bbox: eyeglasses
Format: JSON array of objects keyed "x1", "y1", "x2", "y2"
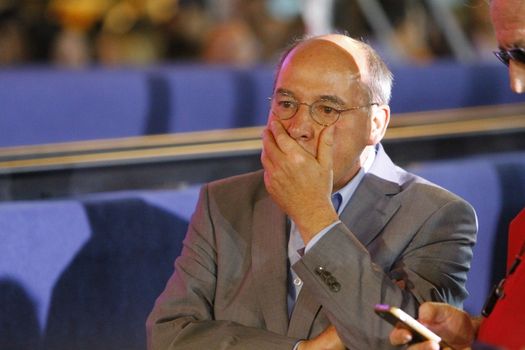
[
  {"x1": 493, "y1": 47, "x2": 525, "y2": 66},
  {"x1": 269, "y1": 95, "x2": 378, "y2": 127}
]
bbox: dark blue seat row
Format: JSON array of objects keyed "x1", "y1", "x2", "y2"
[
  {"x1": 0, "y1": 186, "x2": 201, "y2": 350},
  {"x1": 1, "y1": 62, "x2": 523, "y2": 147},
  {"x1": 1, "y1": 152, "x2": 525, "y2": 349},
  {"x1": 388, "y1": 63, "x2": 524, "y2": 113}
]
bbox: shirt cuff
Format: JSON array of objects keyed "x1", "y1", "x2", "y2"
[
  {"x1": 293, "y1": 340, "x2": 304, "y2": 350},
  {"x1": 304, "y1": 220, "x2": 341, "y2": 253}
]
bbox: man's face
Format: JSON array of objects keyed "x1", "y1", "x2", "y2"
[
  {"x1": 491, "y1": 0, "x2": 525, "y2": 93},
  {"x1": 269, "y1": 39, "x2": 376, "y2": 190}
]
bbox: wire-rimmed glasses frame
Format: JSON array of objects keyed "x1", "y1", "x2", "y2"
[
  {"x1": 268, "y1": 96, "x2": 378, "y2": 127},
  {"x1": 493, "y1": 47, "x2": 525, "y2": 66}
]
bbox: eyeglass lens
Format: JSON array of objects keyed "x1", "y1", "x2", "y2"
[
  {"x1": 271, "y1": 97, "x2": 342, "y2": 125},
  {"x1": 495, "y1": 48, "x2": 525, "y2": 66}
]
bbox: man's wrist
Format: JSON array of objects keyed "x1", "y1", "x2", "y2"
[{"x1": 296, "y1": 213, "x2": 339, "y2": 245}]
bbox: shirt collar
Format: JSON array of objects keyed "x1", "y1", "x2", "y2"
[{"x1": 334, "y1": 146, "x2": 376, "y2": 215}]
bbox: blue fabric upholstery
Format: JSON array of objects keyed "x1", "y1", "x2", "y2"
[
  {"x1": 0, "y1": 69, "x2": 150, "y2": 147},
  {"x1": 245, "y1": 65, "x2": 275, "y2": 126},
  {"x1": 390, "y1": 62, "x2": 525, "y2": 113},
  {"x1": 43, "y1": 195, "x2": 191, "y2": 350},
  {"x1": 0, "y1": 188, "x2": 199, "y2": 350},
  {"x1": 475, "y1": 152, "x2": 525, "y2": 288},
  {"x1": 150, "y1": 66, "x2": 252, "y2": 133},
  {"x1": 1, "y1": 63, "x2": 523, "y2": 147},
  {"x1": 0, "y1": 200, "x2": 90, "y2": 349}
]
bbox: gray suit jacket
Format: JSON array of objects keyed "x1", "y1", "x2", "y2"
[{"x1": 147, "y1": 147, "x2": 477, "y2": 349}]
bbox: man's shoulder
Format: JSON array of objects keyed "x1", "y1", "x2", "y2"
[
  {"x1": 205, "y1": 170, "x2": 265, "y2": 198},
  {"x1": 396, "y1": 166, "x2": 473, "y2": 210},
  {"x1": 368, "y1": 153, "x2": 470, "y2": 207}
]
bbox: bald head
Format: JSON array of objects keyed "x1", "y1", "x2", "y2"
[
  {"x1": 490, "y1": 0, "x2": 525, "y2": 45},
  {"x1": 275, "y1": 34, "x2": 393, "y2": 105},
  {"x1": 309, "y1": 34, "x2": 371, "y2": 81}
]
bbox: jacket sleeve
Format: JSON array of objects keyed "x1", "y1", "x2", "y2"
[
  {"x1": 293, "y1": 197, "x2": 477, "y2": 349},
  {"x1": 146, "y1": 184, "x2": 299, "y2": 350}
]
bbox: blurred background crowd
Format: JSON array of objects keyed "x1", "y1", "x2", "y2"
[{"x1": 0, "y1": 0, "x2": 497, "y2": 68}]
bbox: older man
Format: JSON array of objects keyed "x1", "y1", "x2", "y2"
[
  {"x1": 147, "y1": 34, "x2": 477, "y2": 349},
  {"x1": 389, "y1": 0, "x2": 525, "y2": 349}
]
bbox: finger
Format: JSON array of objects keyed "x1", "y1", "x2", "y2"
[
  {"x1": 263, "y1": 169, "x2": 273, "y2": 193},
  {"x1": 261, "y1": 128, "x2": 279, "y2": 169},
  {"x1": 416, "y1": 340, "x2": 440, "y2": 350},
  {"x1": 270, "y1": 120, "x2": 298, "y2": 154},
  {"x1": 418, "y1": 302, "x2": 450, "y2": 325},
  {"x1": 260, "y1": 149, "x2": 273, "y2": 172},
  {"x1": 389, "y1": 327, "x2": 413, "y2": 345},
  {"x1": 317, "y1": 125, "x2": 335, "y2": 170}
]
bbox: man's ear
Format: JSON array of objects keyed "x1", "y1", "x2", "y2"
[{"x1": 368, "y1": 104, "x2": 390, "y2": 145}]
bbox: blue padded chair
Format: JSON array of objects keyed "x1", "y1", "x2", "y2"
[
  {"x1": 0, "y1": 186, "x2": 200, "y2": 350},
  {"x1": 75, "y1": 186, "x2": 201, "y2": 223},
  {"x1": 390, "y1": 62, "x2": 524, "y2": 113},
  {"x1": 138, "y1": 186, "x2": 201, "y2": 222},
  {"x1": 245, "y1": 65, "x2": 275, "y2": 127},
  {"x1": 0, "y1": 69, "x2": 150, "y2": 147},
  {"x1": 149, "y1": 65, "x2": 252, "y2": 133},
  {"x1": 475, "y1": 152, "x2": 525, "y2": 282},
  {"x1": 41, "y1": 189, "x2": 196, "y2": 350},
  {"x1": 408, "y1": 158, "x2": 502, "y2": 315},
  {"x1": 0, "y1": 200, "x2": 91, "y2": 348}
]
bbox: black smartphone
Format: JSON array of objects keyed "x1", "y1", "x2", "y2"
[{"x1": 374, "y1": 304, "x2": 454, "y2": 349}]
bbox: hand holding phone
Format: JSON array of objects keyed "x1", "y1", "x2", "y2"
[{"x1": 374, "y1": 304, "x2": 455, "y2": 349}]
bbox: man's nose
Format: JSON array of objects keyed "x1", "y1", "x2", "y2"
[
  {"x1": 287, "y1": 103, "x2": 315, "y2": 140},
  {"x1": 509, "y1": 60, "x2": 525, "y2": 94}
]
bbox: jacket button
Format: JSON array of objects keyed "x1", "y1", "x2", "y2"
[
  {"x1": 326, "y1": 275, "x2": 337, "y2": 285},
  {"x1": 329, "y1": 282, "x2": 341, "y2": 292}
]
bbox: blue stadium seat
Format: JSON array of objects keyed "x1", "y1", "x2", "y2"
[
  {"x1": 475, "y1": 152, "x2": 525, "y2": 285},
  {"x1": 0, "y1": 188, "x2": 199, "y2": 350},
  {"x1": 42, "y1": 193, "x2": 191, "y2": 350},
  {"x1": 245, "y1": 66, "x2": 275, "y2": 126},
  {"x1": 0, "y1": 69, "x2": 150, "y2": 147},
  {"x1": 0, "y1": 199, "x2": 91, "y2": 346},
  {"x1": 149, "y1": 65, "x2": 252, "y2": 133},
  {"x1": 0, "y1": 63, "x2": 523, "y2": 149},
  {"x1": 390, "y1": 62, "x2": 524, "y2": 113}
]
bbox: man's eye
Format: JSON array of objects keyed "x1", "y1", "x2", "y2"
[
  {"x1": 278, "y1": 101, "x2": 296, "y2": 109},
  {"x1": 317, "y1": 104, "x2": 338, "y2": 115}
]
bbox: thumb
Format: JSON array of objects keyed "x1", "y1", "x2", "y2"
[
  {"x1": 418, "y1": 302, "x2": 450, "y2": 325},
  {"x1": 318, "y1": 125, "x2": 335, "y2": 170}
]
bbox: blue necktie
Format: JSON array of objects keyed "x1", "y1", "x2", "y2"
[{"x1": 332, "y1": 192, "x2": 342, "y2": 213}]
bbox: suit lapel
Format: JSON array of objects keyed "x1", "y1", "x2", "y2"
[
  {"x1": 341, "y1": 146, "x2": 403, "y2": 247},
  {"x1": 252, "y1": 188, "x2": 289, "y2": 335}
]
